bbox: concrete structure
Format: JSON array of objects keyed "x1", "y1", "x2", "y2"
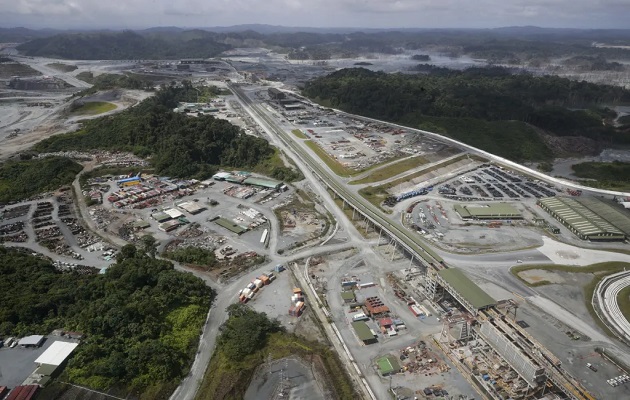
[
  {"x1": 454, "y1": 203, "x2": 522, "y2": 220},
  {"x1": 427, "y1": 268, "x2": 496, "y2": 314},
  {"x1": 479, "y1": 321, "x2": 547, "y2": 388},
  {"x1": 159, "y1": 220, "x2": 181, "y2": 232},
  {"x1": 352, "y1": 321, "x2": 377, "y2": 345},
  {"x1": 538, "y1": 197, "x2": 627, "y2": 241},
  {"x1": 17, "y1": 335, "x2": 45, "y2": 348},
  {"x1": 35, "y1": 341, "x2": 79, "y2": 366}
]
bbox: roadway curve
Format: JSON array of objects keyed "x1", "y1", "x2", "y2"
[
  {"x1": 595, "y1": 271, "x2": 630, "y2": 344},
  {"x1": 287, "y1": 91, "x2": 630, "y2": 197}
]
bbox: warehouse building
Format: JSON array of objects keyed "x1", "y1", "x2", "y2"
[
  {"x1": 268, "y1": 87, "x2": 286, "y2": 100},
  {"x1": 426, "y1": 268, "x2": 496, "y2": 315},
  {"x1": 377, "y1": 354, "x2": 402, "y2": 376},
  {"x1": 352, "y1": 321, "x2": 377, "y2": 345},
  {"x1": 243, "y1": 177, "x2": 283, "y2": 190},
  {"x1": 18, "y1": 335, "x2": 45, "y2": 348},
  {"x1": 454, "y1": 203, "x2": 522, "y2": 220},
  {"x1": 538, "y1": 197, "x2": 628, "y2": 241}
]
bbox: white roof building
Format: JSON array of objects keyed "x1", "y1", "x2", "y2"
[
  {"x1": 35, "y1": 341, "x2": 79, "y2": 366},
  {"x1": 18, "y1": 335, "x2": 45, "y2": 347},
  {"x1": 164, "y1": 208, "x2": 184, "y2": 219}
]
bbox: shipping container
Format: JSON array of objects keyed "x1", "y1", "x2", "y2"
[
  {"x1": 409, "y1": 304, "x2": 423, "y2": 317},
  {"x1": 352, "y1": 313, "x2": 369, "y2": 321},
  {"x1": 253, "y1": 279, "x2": 263, "y2": 288}
]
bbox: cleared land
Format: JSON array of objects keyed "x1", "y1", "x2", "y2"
[
  {"x1": 291, "y1": 129, "x2": 308, "y2": 139},
  {"x1": 349, "y1": 155, "x2": 429, "y2": 185},
  {"x1": 512, "y1": 262, "x2": 630, "y2": 337},
  {"x1": 0, "y1": 62, "x2": 41, "y2": 78},
  {"x1": 46, "y1": 63, "x2": 78, "y2": 72},
  {"x1": 71, "y1": 101, "x2": 117, "y2": 116}
]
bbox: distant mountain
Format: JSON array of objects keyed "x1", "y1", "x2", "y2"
[{"x1": 16, "y1": 30, "x2": 232, "y2": 60}]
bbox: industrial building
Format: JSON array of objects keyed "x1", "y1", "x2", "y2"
[
  {"x1": 268, "y1": 87, "x2": 286, "y2": 100},
  {"x1": 426, "y1": 268, "x2": 496, "y2": 315},
  {"x1": 538, "y1": 197, "x2": 628, "y2": 241},
  {"x1": 454, "y1": 203, "x2": 522, "y2": 220},
  {"x1": 352, "y1": 321, "x2": 377, "y2": 345},
  {"x1": 377, "y1": 354, "x2": 402, "y2": 376},
  {"x1": 35, "y1": 341, "x2": 79, "y2": 367},
  {"x1": 6, "y1": 385, "x2": 39, "y2": 400},
  {"x1": 18, "y1": 335, "x2": 45, "y2": 348},
  {"x1": 243, "y1": 177, "x2": 283, "y2": 190},
  {"x1": 117, "y1": 176, "x2": 142, "y2": 187},
  {"x1": 178, "y1": 201, "x2": 205, "y2": 215}
]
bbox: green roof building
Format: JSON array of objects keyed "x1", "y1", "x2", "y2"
[
  {"x1": 243, "y1": 177, "x2": 283, "y2": 190},
  {"x1": 377, "y1": 355, "x2": 401, "y2": 376},
  {"x1": 341, "y1": 291, "x2": 356, "y2": 303},
  {"x1": 435, "y1": 268, "x2": 496, "y2": 313},
  {"x1": 454, "y1": 203, "x2": 522, "y2": 220},
  {"x1": 538, "y1": 197, "x2": 627, "y2": 241},
  {"x1": 352, "y1": 321, "x2": 377, "y2": 344}
]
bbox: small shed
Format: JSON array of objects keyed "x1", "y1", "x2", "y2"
[{"x1": 341, "y1": 291, "x2": 356, "y2": 303}]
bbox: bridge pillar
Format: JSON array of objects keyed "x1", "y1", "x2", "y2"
[
  {"x1": 378, "y1": 228, "x2": 382, "y2": 244},
  {"x1": 391, "y1": 242, "x2": 397, "y2": 261},
  {"x1": 352, "y1": 208, "x2": 356, "y2": 220}
]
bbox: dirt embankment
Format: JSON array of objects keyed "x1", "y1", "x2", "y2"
[{"x1": 538, "y1": 131, "x2": 602, "y2": 157}]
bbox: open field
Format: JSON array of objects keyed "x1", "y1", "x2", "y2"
[
  {"x1": 291, "y1": 129, "x2": 308, "y2": 139},
  {"x1": 46, "y1": 63, "x2": 78, "y2": 72},
  {"x1": 512, "y1": 262, "x2": 630, "y2": 337},
  {"x1": 381, "y1": 153, "x2": 471, "y2": 191},
  {"x1": 71, "y1": 101, "x2": 117, "y2": 116},
  {"x1": 349, "y1": 155, "x2": 429, "y2": 184}
]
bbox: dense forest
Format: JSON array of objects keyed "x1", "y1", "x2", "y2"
[
  {"x1": 35, "y1": 83, "x2": 298, "y2": 180},
  {"x1": 0, "y1": 157, "x2": 82, "y2": 203},
  {"x1": 572, "y1": 161, "x2": 630, "y2": 190},
  {"x1": 17, "y1": 30, "x2": 232, "y2": 60},
  {"x1": 303, "y1": 67, "x2": 630, "y2": 162},
  {"x1": 0, "y1": 245, "x2": 213, "y2": 398}
]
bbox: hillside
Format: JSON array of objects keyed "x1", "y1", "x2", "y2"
[
  {"x1": 0, "y1": 245, "x2": 213, "y2": 399},
  {"x1": 303, "y1": 67, "x2": 630, "y2": 162},
  {"x1": 34, "y1": 82, "x2": 299, "y2": 181},
  {"x1": 16, "y1": 30, "x2": 232, "y2": 60}
]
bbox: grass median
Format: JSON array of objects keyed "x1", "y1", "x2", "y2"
[
  {"x1": 291, "y1": 129, "x2": 308, "y2": 139},
  {"x1": 349, "y1": 155, "x2": 429, "y2": 185}
]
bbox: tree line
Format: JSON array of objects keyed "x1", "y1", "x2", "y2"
[
  {"x1": 0, "y1": 245, "x2": 214, "y2": 398},
  {"x1": 303, "y1": 67, "x2": 630, "y2": 161}
]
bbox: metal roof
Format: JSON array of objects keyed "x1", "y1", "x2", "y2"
[
  {"x1": 243, "y1": 177, "x2": 282, "y2": 189},
  {"x1": 455, "y1": 203, "x2": 521, "y2": 218},
  {"x1": 538, "y1": 197, "x2": 624, "y2": 238},
  {"x1": 351, "y1": 321, "x2": 374, "y2": 342},
  {"x1": 377, "y1": 355, "x2": 401, "y2": 375},
  {"x1": 577, "y1": 197, "x2": 630, "y2": 236},
  {"x1": 35, "y1": 341, "x2": 79, "y2": 366},
  {"x1": 437, "y1": 268, "x2": 496, "y2": 310},
  {"x1": 341, "y1": 291, "x2": 356, "y2": 300},
  {"x1": 18, "y1": 335, "x2": 44, "y2": 346}
]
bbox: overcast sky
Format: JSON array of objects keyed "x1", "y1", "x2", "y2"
[{"x1": 0, "y1": 0, "x2": 629, "y2": 30}]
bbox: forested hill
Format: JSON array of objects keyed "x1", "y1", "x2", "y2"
[
  {"x1": 16, "y1": 30, "x2": 232, "y2": 60},
  {"x1": 303, "y1": 67, "x2": 630, "y2": 162},
  {"x1": 34, "y1": 82, "x2": 297, "y2": 180},
  {"x1": 0, "y1": 245, "x2": 213, "y2": 398}
]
